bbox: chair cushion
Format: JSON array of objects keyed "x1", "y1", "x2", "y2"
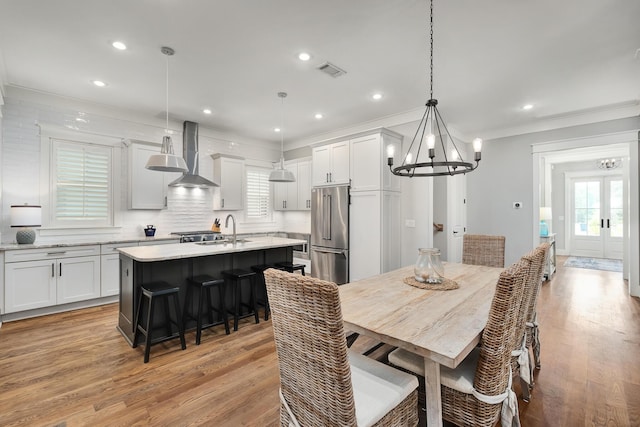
[
  {"x1": 388, "y1": 347, "x2": 480, "y2": 394},
  {"x1": 348, "y1": 350, "x2": 419, "y2": 427}
]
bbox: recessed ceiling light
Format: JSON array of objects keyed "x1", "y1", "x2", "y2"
[
  {"x1": 315, "y1": 113, "x2": 323, "y2": 119},
  {"x1": 372, "y1": 93, "x2": 383, "y2": 100},
  {"x1": 203, "y1": 109, "x2": 212, "y2": 115},
  {"x1": 522, "y1": 104, "x2": 533, "y2": 110},
  {"x1": 274, "y1": 127, "x2": 281, "y2": 132},
  {"x1": 112, "y1": 41, "x2": 127, "y2": 50},
  {"x1": 92, "y1": 80, "x2": 107, "y2": 87},
  {"x1": 298, "y1": 52, "x2": 311, "y2": 61}
]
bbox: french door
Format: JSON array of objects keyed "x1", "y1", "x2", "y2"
[{"x1": 570, "y1": 175, "x2": 623, "y2": 259}]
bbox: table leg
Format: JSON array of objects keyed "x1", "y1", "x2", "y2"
[{"x1": 423, "y1": 357, "x2": 443, "y2": 427}]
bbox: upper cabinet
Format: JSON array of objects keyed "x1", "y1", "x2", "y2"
[
  {"x1": 311, "y1": 129, "x2": 402, "y2": 190},
  {"x1": 311, "y1": 141, "x2": 350, "y2": 186},
  {"x1": 128, "y1": 141, "x2": 181, "y2": 209},
  {"x1": 273, "y1": 158, "x2": 311, "y2": 211},
  {"x1": 212, "y1": 154, "x2": 245, "y2": 210},
  {"x1": 350, "y1": 130, "x2": 402, "y2": 193}
]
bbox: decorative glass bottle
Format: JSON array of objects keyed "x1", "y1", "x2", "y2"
[{"x1": 414, "y1": 248, "x2": 444, "y2": 283}]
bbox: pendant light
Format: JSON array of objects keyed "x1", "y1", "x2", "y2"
[
  {"x1": 145, "y1": 46, "x2": 188, "y2": 173},
  {"x1": 269, "y1": 92, "x2": 296, "y2": 182},
  {"x1": 387, "y1": 0, "x2": 482, "y2": 177}
]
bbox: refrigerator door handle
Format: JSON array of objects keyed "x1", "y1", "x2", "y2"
[
  {"x1": 323, "y1": 195, "x2": 332, "y2": 240},
  {"x1": 312, "y1": 247, "x2": 346, "y2": 257}
]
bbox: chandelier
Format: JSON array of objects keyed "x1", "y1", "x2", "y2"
[
  {"x1": 388, "y1": 0, "x2": 482, "y2": 177},
  {"x1": 597, "y1": 158, "x2": 621, "y2": 170}
]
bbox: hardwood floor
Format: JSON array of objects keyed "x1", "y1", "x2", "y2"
[{"x1": 1, "y1": 257, "x2": 638, "y2": 426}]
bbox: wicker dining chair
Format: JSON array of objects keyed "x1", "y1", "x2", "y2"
[
  {"x1": 462, "y1": 234, "x2": 506, "y2": 268},
  {"x1": 510, "y1": 244, "x2": 549, "y2": 402},
  {"x1": 263, "y1": 268, "x2": 419, "y2": 427},
  {"x1": 388, "y1": 260, "x2": 529, "y2": 427},
  {"x1": 525, "y1": 243, "x2": 551, "y2": 376}
]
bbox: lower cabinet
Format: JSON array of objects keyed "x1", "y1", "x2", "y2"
[{"x1": 4, "y1": 245, "x2": 101, "y2": 313}]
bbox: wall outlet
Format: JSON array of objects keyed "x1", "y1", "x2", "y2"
[
  {"x1": 405, "y1": 219, "x2": 416, "y2": 228},
  {"x1": 513, "y1": 202, "x2": 523, "y2": 209}
]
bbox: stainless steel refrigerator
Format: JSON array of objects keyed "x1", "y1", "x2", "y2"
[{"x1": 311, "y1": 185, "x2": 349, "y2": 284}]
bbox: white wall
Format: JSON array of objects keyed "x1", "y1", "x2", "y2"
[
  {"x1": 467, "y1": 117, "x2": 640, "y2": 267},
  {"x1": 0, "y1": 87, "x2": 287, "y2": 243}
]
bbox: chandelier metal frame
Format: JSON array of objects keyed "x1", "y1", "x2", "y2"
[{"x1": 388, "y1": 0, "x2": 481, "y2": 177}]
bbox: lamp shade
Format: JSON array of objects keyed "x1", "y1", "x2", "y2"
[
  {"x1": 11, "y1": 204, "x2": 42, "y2": 227},
  {"x1": 540, "y1": 207, "x2": 552, "y2": 221},
  {"x1": 268, "y1": 167, "x2": 296, "y2": 182}
]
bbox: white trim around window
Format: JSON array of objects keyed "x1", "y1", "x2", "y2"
[{"x1": 39, "y1": 125, "x2": 122, "y2": 234}]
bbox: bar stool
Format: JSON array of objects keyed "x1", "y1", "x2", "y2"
[
  {"x1": 250, "y1": 264, "x2": 279, "y2": 320},
  {"x1": 275, "y1": 261, "x2": 306, "y2": 276},
  {"x1": 221, "y1": 269, "x2": 259, "y2": 331},
  {"x1": 133, "y1": 281, "x2": 186, "y2": 363},
  {"x1": 183, "y1": 274, "x2": 230, "y2": 344}
]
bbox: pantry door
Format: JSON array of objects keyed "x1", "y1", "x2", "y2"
[{"x1": 570, "y1": 175, "x2": 623, "y2": 259}]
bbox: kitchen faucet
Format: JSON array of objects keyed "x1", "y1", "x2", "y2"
[{"x1": 225, "y1": 214, "x2": 236, "y2": 245}]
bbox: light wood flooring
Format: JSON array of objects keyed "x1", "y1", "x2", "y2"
[{"x1": 1, "y1": 257, "x2": 639, "y2": 426}]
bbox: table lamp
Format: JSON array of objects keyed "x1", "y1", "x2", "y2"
[
  {"x1": 539, "y1": 207, "x2": 552, "y2": 237},
  {"x1": 11, "y1": 204, "x2": 42, "y2": 244}
]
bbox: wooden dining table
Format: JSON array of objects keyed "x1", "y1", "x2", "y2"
[{"x1": 339, "y1": 262, "x2": 504, "y2": 427}]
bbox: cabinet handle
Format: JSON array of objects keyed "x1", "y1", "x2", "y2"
[
  {"x1": 51, "y1": 263, "x2": 55, "y2": 278},
  {"x1": 601, "y1": 219, "x2": 604, "y2": 228},
  {"x1": 164, "y1": 196, "x2": 167, "y2": 207},
  {"x1": 329, "y1": 172, "x2": 332, "y2": 182},
  {"x1": 59, "y1": 262, "x2": 62, "y2": 276},
  {"x1": 284, "y1": 200, "x2": 287, "y2": 209},
  {"x1": 607, "y1": 219, "x2": 610, "y2": 228},
  {"x1": 326, "y1": 173, "x2": 329, "y2": 183},
  {"x1": 222, "y1": 198, "x2": 225, "y2": 208},
  {"x1": 47, "y1": 251, "x2": 66, "y2": 256}
]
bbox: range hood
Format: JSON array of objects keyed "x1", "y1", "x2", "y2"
[{"x1": 169, "y1": 121, "x2": 219, "y2": 188}]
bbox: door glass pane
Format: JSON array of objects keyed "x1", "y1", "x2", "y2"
[
  {"x1": 574, "y1": 181, "x2": 600, "y2": 237},
  {"x1": 610, "y1": 180, "x2": 623, "y2": 238}
]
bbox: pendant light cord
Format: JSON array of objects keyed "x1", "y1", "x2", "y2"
[
  {"x1": 166, "y1": 52, "x2": 169, "y2": 134},
  {"x1": 429, "y1": 0, "x2": 434, "y2": 100}
]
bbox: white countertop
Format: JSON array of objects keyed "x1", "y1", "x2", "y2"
[
  {"x1": 117, "y1": 236, "x2": 306, "y2": 262},
  {"x1": 0, "y1": 235, "x2": 179, "y2": 251}
]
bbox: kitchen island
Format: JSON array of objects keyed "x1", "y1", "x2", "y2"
[{"x1": 116, "y1": 236, "x2": 306, "y2": 345}]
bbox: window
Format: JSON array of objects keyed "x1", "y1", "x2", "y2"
[
  {"x1": 50, "y1": 138, "x2": 113, "y2": 227},
  {"x1": 245, "y1": 165, "x2": 271, "y2": 221}
]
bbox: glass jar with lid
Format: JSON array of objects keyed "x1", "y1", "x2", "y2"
[{"x1": 414, "y1": 248, "x2": 444, "y2": 283}]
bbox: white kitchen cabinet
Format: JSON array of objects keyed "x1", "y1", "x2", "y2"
[
  {"x1": 273, "y1": 158, "x2": 311, "y2": 211},
  {"x1": 4, "y1": 245, "x2": 101, "y2": 313},
  {"x1": 350, "y1": 130, "x2": 402, "y2": 192},
  {"x1": 349, "y1": 190, "x2": 401, "y2": 282},
  {"x1": 128, "y1": 141, "x2": 181, "y2": 210},
  {"x1": 312, "y1": 141, "x2": 349, "y2": 186},
  {"x1": 296, "y1": 160, "x2": 312, "y2": 210},
  {"x1": 273, "y1": 161, "x2": 298, "y2": 211},
  {"x1": 57, "y1": 256, "x2": 101, "y2": 304},
  {"x1": 212, "y1": 154, "x2": 245, "y2": 210}
]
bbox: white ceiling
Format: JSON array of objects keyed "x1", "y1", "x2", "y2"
[{"x1": 0, "y1": 0, "x2": 638, "y2": 146}]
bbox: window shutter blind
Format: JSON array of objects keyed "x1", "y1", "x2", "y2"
[
  {"x1": 245, "y1": 166, "x2": 270, "y2": 220},
  {"x1": 53, "y1": 140, "x2": 112, "y2": 225}
]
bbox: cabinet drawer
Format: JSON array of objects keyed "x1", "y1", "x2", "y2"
[{"x1": 5, "y1": 245, "x2": 101, "y2": 263}]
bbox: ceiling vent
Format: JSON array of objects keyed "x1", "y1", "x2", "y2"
[{"x1": 317, "y1": 61, "x2": 347, "y2": 78}]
